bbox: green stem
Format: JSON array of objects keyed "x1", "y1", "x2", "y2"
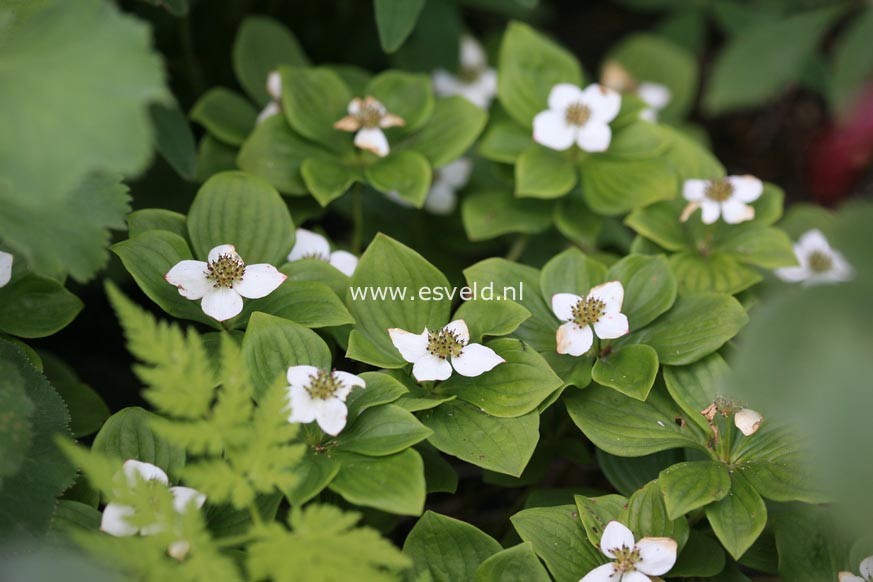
[
  {"x1": 505, "y1": 235, "x2": 529, "y2": 262},
  {"x1": 351, "y1": 183, "x2": 364, "y2": 255}
]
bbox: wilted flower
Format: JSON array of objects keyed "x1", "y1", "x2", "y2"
[
  {"x1": 432, "y1": 35, "x2": 497, "y2": 109},
  {"x1": 165, "y1": 244, "x2": 286, "y2": 322},
  {"x1": 533, "y1": 83, "x2": 621, "y2": 152},
  {"x1": 581, "y1": 521, "x2": 677, "y2": 582},
  {"x1": 775, "y1": 229, "x2": 854, "y2": 286},
  {"x1": 287, "y1": 228, "x2": 358, "y2": 276},
  {"x1": 256, "y1": 70, "x2": 283, "y2": 124},
  {"x1": 681, "y1": 175, "x2": 763, "y2": 225},
  {"x1": 552, "y1": 281, "x2": 629, "y2": 356},
  {"x1": 734, "y1": 408, "x2": 763, "y2": 436},
  {"x1": 285, "y1": 365, "x2": 365, "y2": 436},
  {"x1": 0, "y1": 251, "x2": 12, "y2": 288},
  {"x1": 389, "y1": 319, "x2": 504, "y2": 382},
  {"x1": 334, "y1": 96, "x2": 405, "y2": 157}
]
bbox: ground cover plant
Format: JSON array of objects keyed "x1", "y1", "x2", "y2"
[{"x1": 1, "y1": 1, "x2": 873, "y2": 581}]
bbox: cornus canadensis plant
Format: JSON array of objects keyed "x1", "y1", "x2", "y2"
[
  {"x1": 287, "y1": 229, "x2": 359, "y2": 277},
  {"x1": 432, "y1": 35, "x2": 498, "y2": 109},
  {"x1": 285, "y1": 365, "x2": 365, "y2": 435},
  {"x1": 533, "y1": 83, "x2": 621, "y2": 152},
  {"x1": 581, "y1": 521, "x2": 677, "y2": 582},
  {"x1": 552, "y1": 281, "x2": 630, "y2": 356},
  {"x1": 775, "y1": 228, "x2": 855, "y2": 285},
  {"x1": 334, "y1": 96, "x2": 405, "y2": 157},
  {"x1": 680, "y1": 175, "x2": 764, "y2": 225}
]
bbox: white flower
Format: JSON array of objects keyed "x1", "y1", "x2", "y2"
[
  {"x1": 432, "y1": 35, "x2": 498, "y2": 109},
  {"x1": 581, "y1": 521, "x2": 677, "y2": 582},
  {"x1": 681, "y1": 175, "x2": 763, "y2": 225},
  {"x1": 101, "y1": 460, "x2": 206, "y2": 538},
  {"x1": 0, "y1": 251, "x2": 12, "y2": 288},
  {"x1": 287, "y1": 228, "x2": 358, "y2": 276},
  {"x1": 388, "y1": 158, "x2": 473, "y2": 214},
  {"x1": 389, "y1": 319, "x2": 504, "y2": 382},
  {"x1": 775, "y1": 229, "x2": 854, "y2": 286},
  {"x1": 552, "y1": 281, "x2": 629, "y2": 357},
  {"x1": 334, "y1": 96, "x2": 405, "y2": 157},
  {"x1": 637, "y1": 82, "x2": 671, "y2": 122},
  {"x1": 165, "y1": 243, "x2": 286, "y2": 322},
  {"x1": 840, "y1": 556, "x2": 873, "y2": 582},
  {"x1": 734, "y1": 408, "x2": 763, "y2": 436},
  {"x1": 285, "y1": 365, "x2": 365, "y2": 436},
  {"x1": 256, "y1": 70, "x2": 283, "y2": 124},
  {"x1": 533, "y1": 83, "x2": 621, "y2": 153}
]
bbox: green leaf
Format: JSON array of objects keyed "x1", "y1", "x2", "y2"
[
  {"x1": 511, "y1": 505, "x2": 605, "y2": 582},
  {"x1": 830, "y1": 8, "x2": 873, "y2": 116},
  {"x1": 127, "y1": 209, "x2": 188, "y2": 240},
  {"x1": 669, "y1": 251, "x2": 763, "y2": 295},
  {"x1": 367, "y1": 71, "x2": 434, "y2": 132},
  {"x1": 419, "y1": 400, "x2": 539, "y2": 476},
  {"x1": 475, "y1": 543, "x2": 551, "y2": 582},
  {"x1": 374, "y1": 0, "x2": 425, "y2": 53},
  {"x1": 592, "y1": 343, "x2": 659, "y2": 400},
  {"x1": 462, "y1": 190, "x2": 554, "y2": 241},
  {"x1": 335, "y1": 405, "x2": 431, "y2": 456},
  {"x1": 772, "y1": 507, "x2": 848, "y2": 582},
  {"x1": 150, "y1": 99, "x2": 197, "y2": 180},
  {"x1": 283, "y1": 258, "x2": 350, "y2": 297},
  {"x1": 514, "y1": 145, "x2": 577, "y2": 199},
  {"x1": 112, "y1": 230, "x2": 216, "y2": 327},
  {"x1": 0, "y1": 354, "x2": 35, "y2": 480},
  {"x1": 582, "y1": 157, "x2": 678, "y2": 216},
  {"x1": 282, "y1": 448, "x2": 340, "y2": 506},
  {"x1": 241, "y1": 313, "x2": 332, "y2": 398},
  {"x1": 574, "y1": 493, "x2": 627, "y2": 546},
  {"x1": 206, "y1": 492, "x2": 282, "y2": 539},
  {"x1": 419, "y1": 443, "x2": 458, "y2": 494},
  {"x1": 624, "y1": 292, "x2": 748, "y2": 365},
  {"x1": 606, "y1": 121, "x2": 672, "y2": 159},
  {"x1": 663, "y1": 353, "x2": 729, "y2": 431},
  {"x1": 606, "y1": 254, "x2": 677, "y2": 330},
  {"x1": 658, "y1": 124, "x2": 725, "y2": 182},
  {"x1": 196, "y1": 134, "x2": 239, "y2": 181},
  {"x1": 670, "y1": 530, "x2": 727, "y2": 578},
  {"x1": 453, "y1": 299, "x2": 531, "y2": 343},
  {"x1": 280, "y1": 66, "x2": 352, "y2": 153},
  {"x1": 0, "y1": 0, "x2": 165, "y2": 202},
  {"x1": 595, "y1": 450, "x2": 682, "y2": 498},
  {"x1": 498, "y1": 22, "x2": 583, "y2": 127},
  {"x1": 565, "y1": 384, "x2": 708, "y2": 456},
  {"x1": 398, "y1": 97, "x2": 487, "y2": 167},
  {"x1": 478, "y1": 119, "x2": 532, "y2": 163},
  {"x1": 189, "y1": 87, "x2": 257, "y2": 146},
  {"x1": 403, "y1": 511, "x2": 502, "y2": 582},
  {"x1": 703, "y1": 6, "x2": 844, "y2": 114},
  {"x1": 91, "y1": 407, "x2": 186, "y2": 479},
  {"x1": 705, "y1": 472, "x2": 767, "y2": 560},
  {"x1": 235, "y1": 280, "x2": 354, "y2": 330},
  {"x1": 539, "y1": 248, "x2": 607, "y2": 304},
  {"x1": 232, "y1": 16, "x2": 308, "y2": 105},
  {"x1": 715, "y1": 225, "x2": 797, "y2": 269},
  {"x1": 187, "y1": 171, "x2": 295, "y2": 264},
  {"x1": 438, "y1": 338, "x2": 562, "y2": 417},
  {"x1": 625, "y1": 200, "x2": 688, "y2": 252},
  {"x1": 343, "y1": 372, "x2": 408, "y2": 422},
  {"x1": 41, "y1": 352, "x2": 109, "y2": 439},
  {"x1": 237, "y1": 115, "x2": 332, "y2": 196},
  {"x1": 0, "y1": 275, "x2": 83, "y2": 338},
  {"x1": 346, "y1": 234, "x2": 451, "y2": 367},
  {"x1": 301, "y1": 157, "x2": 360, "y2": 206},
  {"x1": 329, "y1": 450, "x2": 425, "y2": 515},
  {"x1": 1, "y1": 173, "x2": 130, "y2": 283},
  {"x1": 365, "y1": 150, "x2": 432, "y2": 207},
  {"x1": 621, "y1": 480, "x2": 689, "y2": 549},
  {"x1": 659, "y1": 461, "x2": 731, "y2": 519}
]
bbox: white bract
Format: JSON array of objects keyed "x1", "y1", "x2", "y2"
[
  {"x1": 256, "y1": 70, "x2": 283, "y2": 124},
  {"x1": 775, "y1": 229, "x2": 854, "y2": 286},
  {"x1": 165, "y1": 244, "x2": 286, "y2": 322},
  {"x1": 0, "y1": 251, "x2": 12, "y2": 288},
  {"x1": 285, "y1": 365, "x2": 365, "y2": 436},
  {"x1": 552, "y1": 281, "x2": 629, "y2": 357},
  {"x1": 734, "y1": 408, "x2": 763, "y2": 436},
  {"x1": 581, "y1": 521, "x2": 677, "y2": 582},
  {"x1": 389, "y1": 319, "x2": 504, "y2": 382},
  {"x1": 637, "y1": 82, "x2": 671, "y2": 122},
  {"x1": 287, "y1": 228, "x2": 358, "y2": 276},
  {"x1": 840, "y1": 556, "x2": 873, "y2": 582},
  {"x1": 432, "y1": 35, "x2": 497, "y2": 109},
  {"x1": 334, "y1": 96, "x2": 405, "y2": 157},
  {"x1": 681, "y1": 175, "x2": 763, "y2": 225},
  {"x1": 533, "y1": 83, "x2": 621, "y2": 153},
  {"x1": 100, "y1": 460, "x2": 206, "y2": 538}
]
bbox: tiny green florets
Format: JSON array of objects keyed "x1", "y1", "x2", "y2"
[
  {"x1": 611, "y1": 546, "x2": 641, "y2": 574},
  {"x1": 571, "y1": 296, "x2": 606, "y2": 327},
  {"x1": 807, "y1": 250, "x2": 833, "y2": 273},
  {"x1": 565, "y1": 102, "x2": 592, "y2": 127},
  {"x1": 705, "y1": 178, "x2": 734, "y2": 202},
  {"x1": 426, "y1": 328, "x2": 465, "y2": 360},
  {"x1": 206, "y1": 254, "x2": 246, "y2": 289},
  {"x1": 305, "y1": 369, "x2": 344, "y2": 400}
]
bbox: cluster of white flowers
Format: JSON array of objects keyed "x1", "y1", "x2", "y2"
[
  {"x1": 681, "y1": 175, "x2": 763, "y2": 225},
  {"x1": 534, "y1": 83, "x2": 622, "y2": 153},
  {"x1": 284, "y1": 365, "x2": 365, "y2": 436},
  {"x1": 581, "y1": 521, "x2": 677, "y2": 582},
  {"x1": 552, "y1": 281, "x2": 630, "y2": 357},
  {"x1": 0, "y1": 250, "x2": 12, "y2": 288}
]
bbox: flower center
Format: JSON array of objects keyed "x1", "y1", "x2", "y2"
[
  {"x1": 571, "y1": 296, "x2": 606, "y2": 327},
  {"x1": 301, "y1": 251, "x2": 330, "y2": 262},
  {"x1": 426, "y1": 328, "x2": 465, "y2": 360},
  {"x1": 807, "y1": 250, "x2": 833, "y2": 273},
  {"x1": 705, "y1": 178, "x2": 734, "y2": 202},
  {"x1": 611, "y1": 546, "x2": 641, "y2": 574},
  {"x1": 565, "y1": 102, "x2": 592, "y2": 127},
  {"x1": 357, "y1": 97, "x2": 385, "y2": 128},
  {"x1": 206, "y1": 254, "x2": 246, "y2": 289},
  {"x1": 458, "y1": 65, "x2": 483, "y2": 83},
  {"x1": 305, "y1": 369, "x2": 343, "y2": 400}
]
